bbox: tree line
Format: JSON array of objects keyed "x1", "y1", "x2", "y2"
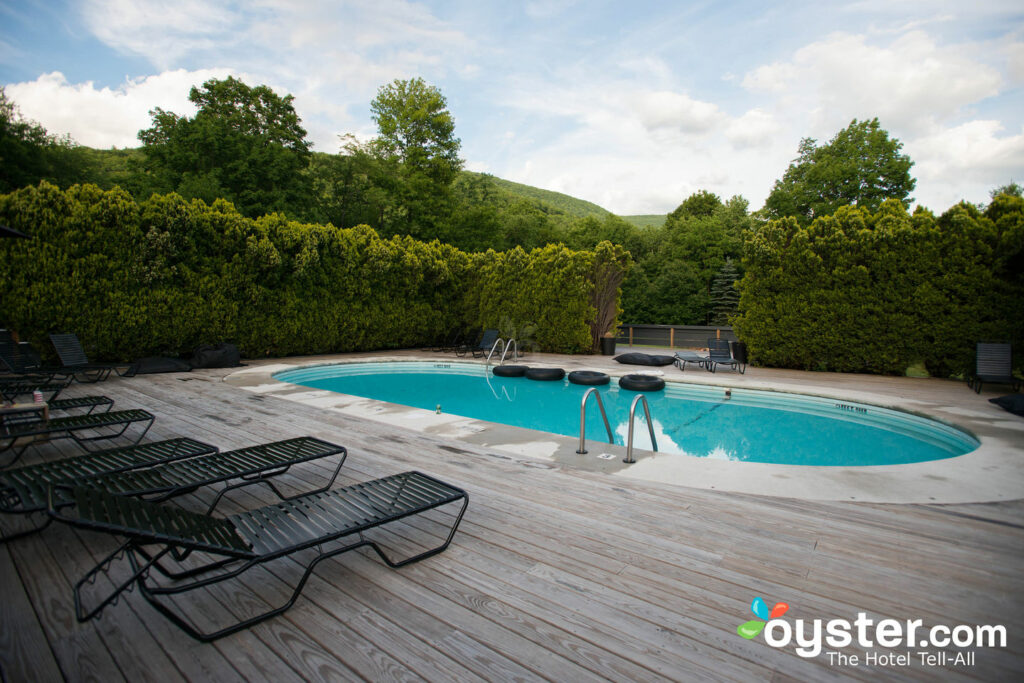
[{"x1": 2, "y1": 76, "x2": 1019, "y2": 357}]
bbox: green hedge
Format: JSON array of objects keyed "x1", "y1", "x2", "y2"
[
  {"x1": 0, "y1": 182, "x2": 626, "y2": 360},
  {"x1": 734, "y1": 199, "x2": 1024, "y2": 375}
]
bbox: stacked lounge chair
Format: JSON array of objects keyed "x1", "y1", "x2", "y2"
[{"x1": 48, "y1": 469, "x2": 468, "y2": 641}]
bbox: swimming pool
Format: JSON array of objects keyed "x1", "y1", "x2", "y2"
[{"x1": 273, "y1": 361, "x2": 979, "y2": 467}]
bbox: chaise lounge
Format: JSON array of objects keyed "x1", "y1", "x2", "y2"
[
  {"x1": 968, "y1": 342, "x2": 1020, "y2": 393},
  {"x1": 49, "y1": 470, "x2": 469, "y2": 641},
  {"x1": 673, "y1": 350, "x2": 710, "y2": 371},
  {"x1": 0, "y1": 408, "x2": 155, "y2": 467},
  {"x1": 705, "y1": 338, "x2": 746, "y2": 374},
  {"x1": 49, "y1": 333, "x2": 137, "y2": 383},
  {"x1": 0, "y1": 436, "x2": 218, "y2": 540}
]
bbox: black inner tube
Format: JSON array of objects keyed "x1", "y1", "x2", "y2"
[
  {"x1": 618, "y1": 374, "x2": 666, "y2": 391},
  {"x1": 568, "y1": 370, "x2": 610, "y2": 386},
  {"x1": 525, "y1": 367, "x2": 566, "y2": 381},
  {"x1": 492, "y1": 365, "x2": 529, "y2": 377}
]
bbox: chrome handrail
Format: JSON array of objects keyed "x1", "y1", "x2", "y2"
[
  {"x1": 624, "y1": 394, "x2": 658, "y2": 463},
  {"x1": 577, "y1": 387, "x2": 614, "y2": 454},
  {"x1": 499, "y1": 338, "x2": 518, "y2": 364},
  {"x1": 485, "y1": 338, "x2": 506, "y2": 366}
]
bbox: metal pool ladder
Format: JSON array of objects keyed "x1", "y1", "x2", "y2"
[
  {"x1": 485, "y1": 338, "x2": 518, "y2": 366},
  {"x1": 624, "y1": 394, "x2": 658, "y2": 464},
  {"x1": 577, "y1": 387, "x2": 614, "y2": 454}
]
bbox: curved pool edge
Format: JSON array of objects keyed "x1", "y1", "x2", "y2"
[{"x1": 223, "y1": 352, "x2": 1024, "y2": 505}]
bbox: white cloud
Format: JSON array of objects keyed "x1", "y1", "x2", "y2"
[
  {"x1": 5, "y1": 69, "x2": 231, "y2": 148},
  {"x1": 742, "y1": 30, "x2": 1003, "y2": 134},
  {"x1": 725, "y1": 108, "x2": 781, "y2": 149},
  {"x1": 81, "y1": 0, "x2": 241, "y2": 70},
  {"x1": 633, "y1": 91, "x2": 723, "y2": 134},
  {"x1": 73, "y1": 0, "x2": 475, "y2": 152},
  {"x1": 736, "y1": 28, "x2": 1022, "y2": 211},
  {"x1": 81, "y1": 0, "x2": 472, "y2": 89},
  {"x1": 907, "y1": 120, "x2": 1024, "y2": 208}
]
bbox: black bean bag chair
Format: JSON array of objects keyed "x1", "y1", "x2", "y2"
[
  {"x1": 525, "y1": 367, "x2": 565, "y2": 381},
  {"x1": 990, "y1": 394, "x2": 1024, "y2": 417},
  {"x1": 492, "y1": 365, "x2": 529, "y2": 377},
  {"x1": 619, "y1": 374, "x2": 666, "y2": 391},
  {"x1": 568, "y1": 370, "x2": 610, "y2": 386},
  {"x1": 613, "y1": 353, "x2": 676, "y2": 366},
  {"x1": 191, "y1": 343, "x2": 242, "y2": 369},
  {"x1": 132, "y1": 356, "x2": 192, "y2": 374}
]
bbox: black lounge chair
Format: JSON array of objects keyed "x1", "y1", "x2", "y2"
[
  {"x1": 49, "y1": 333, "x2": 136, "y2": 383},
  {"x1": 0, "y1": 408, "x2": 155, "y2": 467},
  {"x1": 457, "y1": 328, "x2": 499, "y2": 358},
  {"x1": 969, "y1": 342, "x2": 1020, "y2": 393},
  {"x1": 673, "y1": 350, "x2": 710, "y2": 371},
  {"x1": 68, "y1": 436, "x2": 347, "y2": 508},
  {"x1": 433, "y1": 328, "x2": 469, "y2": 353},
  {"x1": 47, "y1": 395, "x2": 115, "y2": 414},
  {"x1": 3, "y1": 436, "x2": 345, "y2": 541},
  {"x1": 0, "y1": 437, "x2": 217, "y2": 541},
  {"x1": 50, "y1": 470, "x2": 468, "y2": 641},
  {"x1": 705, "y1": 338, "x2": 745, "y2": 374},
  {"x1": 0, "y1": 338, "x2": 71, "y2": 384},
  {"x1": 0, "y1": 378, "x2": 70, "y2": 402}
]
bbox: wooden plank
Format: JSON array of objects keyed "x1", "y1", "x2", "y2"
[
  {"x1": 4, "y1": 365, "x2": 1018, "y2": 682},
  {"x1": 0, "y1": 545, "x2": 64, "y2": 682}
]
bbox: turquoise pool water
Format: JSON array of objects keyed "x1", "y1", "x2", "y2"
[{"x1": 273, "y1": 362, "x2": 979, "y2": 466}]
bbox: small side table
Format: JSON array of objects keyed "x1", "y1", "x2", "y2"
[{"x1": 1, "y1": 402, "x2": 50, "y2": 434}]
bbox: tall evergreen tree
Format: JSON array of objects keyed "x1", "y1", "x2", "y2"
[{"x1": 709, "y1": 257, "x2": 740, "y2": 325}]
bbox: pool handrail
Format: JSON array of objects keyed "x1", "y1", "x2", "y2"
[
  {"x1": 485, "y1": 338, "x2": 519, "y2": 366},
  {"x1": 577, "y1": 387, "x2": 614, "y2": 454},
  {"x1": 625, "y1": 394, "x2": 658, "y2": 463},
  {"x1": 500, "y1": 339, "x2": 518, "y2": 364}
]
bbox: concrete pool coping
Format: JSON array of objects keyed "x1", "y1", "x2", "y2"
[{"x1": 224, "y1": 349, "x2": 1024, "y2": 504}]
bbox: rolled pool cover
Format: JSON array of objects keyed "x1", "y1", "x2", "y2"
[
  {"x1": 568, "y1": 370, "x2": 610, "y2": 386},
  {"x1": 618, "y1": 374, "x2": 666, "y2": 391},
  {"x1": 492, "y1": 365, "x2": 529, "y2": 377},
  {"x1": 525, "y1": 367, "x2": 566, "y2": 381}
]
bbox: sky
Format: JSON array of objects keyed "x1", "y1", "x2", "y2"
[{"x1": 1, "y1": 0, "x2": 1022, "y2": 215}]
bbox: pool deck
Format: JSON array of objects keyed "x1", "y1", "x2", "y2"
[{"x1": 2, "y1": 349, "x2": 1022, "y2": 681}]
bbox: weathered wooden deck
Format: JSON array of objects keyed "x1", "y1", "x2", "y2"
[{"x1": 2, "y1": 365, "x2": 1022, "y2": 682}]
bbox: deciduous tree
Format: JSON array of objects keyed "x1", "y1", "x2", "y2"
[
  {"x1": 763, "y1": 118, "x2": 915, "y2": 223},
  {"x1": 367, "y1": 78, "x2": 463, "y2": 240},
  {"x1": 138, "y1": 76, "x2": 312, "y2": 218}
]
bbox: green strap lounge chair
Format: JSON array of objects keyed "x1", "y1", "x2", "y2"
[
  {"x1": 705, "y1": 338, "x2": 745, "y2": 374},
  {"x1": 456, "y1": 328, "x2": 499, "y2": 358},
  {"x1": 49, "y1": 333, "x2": 137, "y2": 383},
  {"x1": 47, "y1": 395, "x2": 115, "y2": 414},
  {"x1": 49, "y1": 470, "x2": 468, "y2": 641},
  {"x1": 0, "y1": 378, "x2": 70, "y2": 402},
  {"x1": 673, "y1": 350, "x2": 710, "y2": 371},
  {"x1": 68, "y1": 435, "x2": 347, "y2": 508},
  {"x1": 0, "y1": 437, "x2": 217, "y2": 540},
  {"x1": 0, "y1": 408, "x2": 155, "y2": 467},
  {"x1": 0, "y1": 339, "x2": 72, "y2": 384}
]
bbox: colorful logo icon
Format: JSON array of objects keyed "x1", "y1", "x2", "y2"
[{"x1": 737, "y1": 597, "x2": 789, "y2": 639}]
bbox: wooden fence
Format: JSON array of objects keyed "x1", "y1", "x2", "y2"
[{"x1": 614, "y1": 324, "x2": 736, "y2": 349}]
